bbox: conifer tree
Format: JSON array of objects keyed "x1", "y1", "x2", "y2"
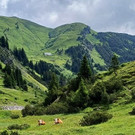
[
  {"x1": 4, "y1": 65, "x2": 11, "y2": 75},
  {"x1": 22, "y1": 80, "x2": 28, "y2": 91},
  {"x1": 0, "y1": 36, "x2": 9, "y2": 49},
  {"x1": 110, "y1": 54, "x2": 119, "y2": 75},
  {"x1": 79, "y1": 56, "x2": 92, "y2": 80},
  {"x1": 14, "y1": 68, "x2": 23, "y2": 87},
  {"x1": 44, "y1": 73, "x2": 59, "y2": 106},
  {"x1": 13, "y1": 48, "x2": 29, "y2": 66},
  {"x1": 10, "y1": 72, "x2": 16, "y2": 88},
  {"x1": 49, "y1": 73, "x2": 59, "y2": 91},
  {"x1": 21, "y1": 48, "x2": 28, "y2": 65},
  {"x1": 4, "y1": 73, "x2": 13, "y2": 88},
  {"x1": 74, "y1": 79, "x2": 88, "y2": 108},
  {"x1": 29, "y1": 60, "x2": 34, "y2": 70}
]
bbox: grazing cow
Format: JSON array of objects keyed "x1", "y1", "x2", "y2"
[
  {"x1": 54, "y1": 118, "x2": 63, "y2": 124},
  {"x1": 38, "y1": 120, "x2": 46, "y2": 125}
]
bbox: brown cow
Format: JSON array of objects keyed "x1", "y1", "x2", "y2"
[
  {"x1": 38, "y1": 120, "x2": 46, "y2": 125},
  {"x1": 54, "y1": 118, "x2": 63, "y2": 124}
]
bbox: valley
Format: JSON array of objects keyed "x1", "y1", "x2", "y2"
[{"x1": 0, "y1": 16, "x2": 135, "y2": 135}]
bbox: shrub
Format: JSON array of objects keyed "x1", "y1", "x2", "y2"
[
  {"x1": 88, "y1": 82, "x2": 109, "y2": 105},
  {"x1": 129, "y1": 107, "x2": 135, "y2": 115},
  {"x1": 22, "y1": 104, "x2": 47, "y2": 116},
  {"x1": 10, "y1": 114, "x2": 20, "y2": 119},
  {"x1": 10, "y1": 131, "x2": 19, "y2": 135},
  {"x1": 109, "y1": 94, "x2": 118, "y2": 103},
  {"x1": 21, "y1": 105, "x2": 34, "y2": 117},
  {"x1": 80, "y1": 111, "x2": 112, "y2": 126},
  {"x1": 0, "y1": 131, "x2": 19, "y2": 135},
  {"x1": 8, "y1": 124, "x2": 30, "y2": 130},
  {"x1": 131, "y1": 89, "x2": 135, "y2": 100},
  {"x1": 104, "y1": 78, "x2": 123, "y2": 94},
  {"x1": 1, "y1": 130, "x2": 8, "y2": 135},
  {"x1": 45, "y1": 102, "x2": 68, "y2": 115},
  {"x1": 33, "y1": 107, "x2": 46, "y2": 115}
]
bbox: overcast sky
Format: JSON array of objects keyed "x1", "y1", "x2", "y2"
[{"x1": 0, "y1": 0, "x2": 135, "y2": 35}]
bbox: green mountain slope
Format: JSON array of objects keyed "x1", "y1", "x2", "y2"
[
  {"x1": 0, "y1": 46, "x2": 47, "y2": 106},
  {"x1": 0, "y1": 16, "x2": 51, "y2": 61},
  {"x1": 0, "y1": 16, "x2": 135, "y2": 73}
]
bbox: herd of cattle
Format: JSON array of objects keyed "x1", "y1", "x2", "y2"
[{"x1": 38, "y1": 118, "x2": 63, "y2": 125}]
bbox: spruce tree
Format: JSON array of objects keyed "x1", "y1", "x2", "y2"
[
  {"x1": 79, "y1": 56, "x2": 92, "y2": 80},
  {"x1": 14, "y1": 68, "x2": 23, "y2": 88},
  {"x1": 44, "y1": 73, "x2": 59, "y2": 106},
  {"x1": 10, "y1": 72, "x2": 16, "y2": 88},
  {"x1": 5, "y1": 39, "x2": 9, "y2": 49},
  {"x1": 74, "y1": 79, "x2": 88, "y2": 108},
  {"x1": 22, "y1": 80, "x2": 28, "y2": 91},
  {"x1": 29, "y1": 60, "x2": 34, "y2": 70},
  {"x1": 49, "y1": 73, "x2": 59, "y2": 90},
  {"x1": 0, "y1": 36, "x2": 9, "y2": 49},
  {"x1": 21, "y1": 48, "x2": 28, "y2": 65},
  {"x1": 4, "y1": 73, "x2": 13, "y2": 88},
  {"x1": 110, "y1": 54, "x2": 119, "y2": 75},
  {"x1": 4, "y1": 65, "x2": 11, "y2": 75}
]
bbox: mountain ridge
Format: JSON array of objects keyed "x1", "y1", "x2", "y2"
[{"x1": 0, "y1": 16, "x2": 135, "y2": 73}]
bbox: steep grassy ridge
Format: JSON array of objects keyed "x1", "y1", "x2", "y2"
[{"x1": 0, "y1": 16, "x2": 51, "y2": 60}]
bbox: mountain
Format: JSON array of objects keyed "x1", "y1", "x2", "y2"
[
  {"x1": 0, "y1": 16, "x2": 135, "y2": 74},
  {"x1": 0, "y1": 45, "x2": 47, "y2": 106}
]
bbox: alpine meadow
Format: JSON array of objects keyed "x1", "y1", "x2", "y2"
[{"x1": 0, "y1": 12, "x2": 135, "y2": 135}]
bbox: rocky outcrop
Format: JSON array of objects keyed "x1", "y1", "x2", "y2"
[{"x1": 1, "y1": 106, "x2": 24, "y2": 110}]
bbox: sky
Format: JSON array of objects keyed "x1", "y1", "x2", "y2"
[{"x1": 0, "y1": 0, "x2": 135, "y2": 35}]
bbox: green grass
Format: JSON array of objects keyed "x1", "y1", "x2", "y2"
[
  {"x1": 90, "y1": 48, "x2": 106, "y2": 66},
  {"x1": 0, "y1": 56, "x2": 47, "y2": 106},
  {"x1": 0, "y1": 16, "x2": 51, "y2": 60},
  {"x1": 0, "y1": 100, "x2": 135, "y2": 135},
  {"x1": 101, "y1": 61, "x2": 135, "y2": 89},
  {"x1": 0, "y1": 60, "x2": 135, "y2": 134}
]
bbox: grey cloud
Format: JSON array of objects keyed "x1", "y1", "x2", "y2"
[{"x1": 0, "y1": 0, "x2": 135, "y2": 34}]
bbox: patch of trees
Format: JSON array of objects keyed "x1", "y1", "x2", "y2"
[
  {"x1": 95, "y1": 32, "x2": 135, "y2": 64},
  {"x1": 13, "y1": 48, "x2": 66, "y2": 85},
  {"x1": 0, "y1": 36, "x2": 9, "y2": 49},
  {"x1": 80, "y1": 26, "x2": 91, "y2": 37},
  {"x1": 3, "y1": 65, "x2": 28, "y2": 91},
  {"x1": 56, "y1": 48, "x2": 64, "y2": 55},
  {"x1": 22, "y1": 56, "x2": 124, "y2": 116},
  {"x1": 44, "y1": 72, "x2": 60, "y2": 106},
  {"x1": 77, "y1": 26, "x2": 93, "y2": 50},
  {"x1": 94, "y1": 63, "x2": 106, "y2": 71},
  {"x1": 34, "y1": 60, "x2": 66, "y2": 85},
  {"x1": 65, "y1": 45, "x2": 92, "y2": 73},
  {"x1": 13, "y1": 48, "x2": 29, "y2": 66}
]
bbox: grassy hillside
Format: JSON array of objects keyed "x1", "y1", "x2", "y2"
[
  {"x1": 0, "y1": 102, "x2": 135, "y2": 135},
  {"x1": 0, "y1": 61, "x2": 135, "y2": 134},
  {"x1": 0, "y1": 47, "x2": 47, "y2": 106},
  {"x1": 1, "y1": 16, "x2": 135, "y2": 73},
  {"x1": 0, "y1": 16, "x2": 51, "y2": 60}
]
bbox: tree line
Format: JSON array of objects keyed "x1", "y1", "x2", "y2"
[
  {"x1": 0, "y1": 36, "x2": 9, "y2": 49},
  {"x1": 3, "y1": 65, "x2": 28, "y2": 90}
]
